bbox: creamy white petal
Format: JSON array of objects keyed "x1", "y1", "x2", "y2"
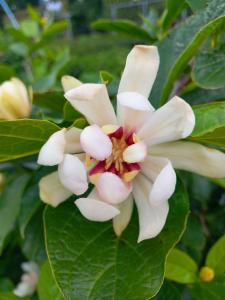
[
  {"x1": 64, "y1": 83, "x2": 117, "y2": 126},
  {"x1": 141, "y1": 156, "x2": 176, "y2": 206},
  {"x1": 133, "y1": 174, "x2": 169, "y2": 242},
  {"x1": 117, "y1": 92, "x2": 154, "y2": 132},
  {"x1": 58, "y1": 154, "x2": 88, "y2": 195},
  {"x1": 96, "y1": 172, "x2": 132, "y2": 204},
  {"x1": 123, "y1": 141, "x2": 147, "y2": 163},
  {"x1": 11, "y1": 78, "x2": 31, "y2": 114},
  {"x1": 37, "y1": 129, "x2": 66, "y2": 166},
  {"x1": 118, "y1": 45, "x2": 159, "y2": 98},
  {"x1": 75, "y1": 188, "x2": 120, "y2": 221},
  {"x1": 61, "y1": 75, "x2": 82, "y2": 92},
  {"x1": 113, "y1": 194, "x2": 133, "y2": 236},
  {"x1": 39, "y1": 172, "x2": 72, "y2": 207},
  {"x1": 80, "y1": 125, "x2": 112, "y2": 160},
  {"x1": 64, "y1": 127, "x2": 83, "y2": 153},
  {"x1": 150, "y1": 141, "x2": 225, "y2": 178},
  {"x1": 138, "y1": 96, "x2": 195, "y2": 146}
]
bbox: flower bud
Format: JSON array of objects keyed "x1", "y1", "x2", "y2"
[
  {"x1": 0, "y1": 77, "x2": 31, "y2": 120},
  {"x1": 199, "y1": 266, "x2": 215, "y2": 282}
]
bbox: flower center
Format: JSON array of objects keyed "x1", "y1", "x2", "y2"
[{"x1": 86, "y1": 126, "x2": 142, "y2": 184}]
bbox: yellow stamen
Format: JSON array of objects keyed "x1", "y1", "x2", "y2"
[
  {"x1": 133, "y1": 133, "x2": 140, "y2": 143},
  {"x1": 85, "y1": 155, "x2": 92, "y2": 168},
  {"x1": 123, "y1": 170, "x2": 139, "y2": 182},
  {"x1": 199, "y1": 266, "x2": 215, "y2": 282},
  {"x1": 89, "y1": 173, "x2": 101, "y2": 185}
]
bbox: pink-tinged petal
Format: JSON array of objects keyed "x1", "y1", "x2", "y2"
[
  {"x1": 117, "y1": 92, "x2": 154, "y2": 132},
  {"x1": 123, "y1": 141, "x2": 147, "y2": 163},
  {"x1": 133, "y1": 174, "x2": 169, "y2": 242},
  {"x1": 39, "y1": 172, "x2": 72, "y2": 207},
  {"x1": 37, "y1": 129, "x2": 66, "y2": 166},
  {"x1": 141, "y1": 156, "x2": 176, "y2": 206},
  {"x1": 75, "y1": 188, "x2": 120, "y2": 221},
  {"x1": 96, "y1": 172, "x2": 132, "y2": 204},
  {"x1": 138, "y1": 96, "x2": 195, "y2": 146},
  {"x1": 80, "y1": 125, "x2": 112, "y2": 160},
  {"x1": 118, "y1": 45, "x2": 159, "y2": 98},
  {"x1": 61, "y1": 75, "x2": 82, "y2": 92},
  {"x1": 150, "y1": 141, "x2": 225, "y2": 178},
  {"x1": 64, "y1": 127, "x2": 83, "y2": 153},
  {"x1": 58, "y1": 154, "x2": 88, "y2": 195},
  {"x1": 64, "y1": 83, "x2": 117, "y2": 126},
  {"x1": 113, "y1": 194, "x2": 133, "y2": 236}
]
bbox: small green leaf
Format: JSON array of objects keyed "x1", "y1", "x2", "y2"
[
  {"x1": 63, "y1": 102, "x2": 82, "y2": 122},
  {"x1": 192, "y1": 43, "x2": 225, "y2": 89},
  {"x1": 190, "y1": 275, "x2": 225, "y2": 300},
  {"x1": 0, "y1": 120, "x2": 60, "y2": 162},
  {"x1": 165, "y1": 248, "x2": 198, "y2": 284},
  {"x1": 38, "y1": 261, "x2": 63, "y2": 300},
  {"x1": 0, "y1": 65, "x2": 15, "y2": 82},
  {"x1": 206, "y1": 235, "x2": 225, "y2": 274},
  {"x1": 100, "y1": 70, "x2": 114, "y2": 84},
  {"x1": 43, "y1": 20, "x2": 69, "y2": 38},
  {"x1": 0, "y1": 175, "x2": 29, "y2": 253},
  {"x1": 186, "y1": 0, "x2": 209, "y2": 12},
  {"x1": 33, "y1": 91, "x2": 66, "y2": 112},
  {"x1": 190, "y1": 102, "x2": 225, "y2": 147},
  {"x1": 44, "y1": 180, "x2": 189, "y2": 300},
  {"x1": 160, "y1": 0, "x2": 186, "y2": 31},
  {"x1": 92, "y1": 19, "x2": 153, "y2": 42}
]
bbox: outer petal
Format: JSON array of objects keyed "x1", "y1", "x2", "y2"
[
  {"x1": 80, "y1": 125, "x2": 112, "y2": 160},
  {"x1": 64, "y1": 127, "x2": 83, "y2": 153},
  {"x1": 37, "y1": 129, "x2": 66, "y2": 166},
  {"x1": 75, "y1": 188, "x2": 120, "y2": 221},
  {"x1": 39, "y1": 172, "x2": 72, "y2": 207},
  {"x1": 58, "y1": 154, "x2": 88, "y2": 195},
  {"x1": 138, "y1": 96, "x2": 195, "y2": 146},
  {"x1": 150, "y1": 141, "x2": 225, "y2": 178},
  {"x1": 113, "y1": 194, "x2": 133, "y2": 236},
  {"x1": 64, "y1": 83, "x2": 117, "y2": 126},
  {"x1": 133, "y1": 174, "x2": 169, "y2": 242},
  {"x1": 123, "y1": 141, "x2": 147, "y2": 163},
  {"x1": 117, "y1": 92, "x2": 154, "y2": 132},
  {"x1": 61, "y1": 75, "x2": 82, "y2": 92},
  {"x1": 118, "y1": 45, "x2": 159, "y2": 98},
  {"x1": 141, "y1": 156, "x2": 176, "y2": 206},
  {"x1": 96, "y1": 172, "x2": 132, "y2": 204}
]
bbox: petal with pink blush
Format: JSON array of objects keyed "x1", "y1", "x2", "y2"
[
  {"x1": 80, "y1": 125, "x2": 112, "y2": 160},
  {"x1": 75, "y1": 188, "x2": 120, "y2": 221},
  {"x1": 58, "y1": 154, "x2": 88, "y2": 195},
  {"x1": 96, "y1": 172, "x2": 132, "y2": 204},
  {"x1": 123, "y1": 141, "x2": 147, "y2": 163}
]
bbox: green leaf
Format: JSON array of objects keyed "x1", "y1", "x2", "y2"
[
  {"x1": 154, "y1": 281, "x2": 182, "y2": 300},
  {"x1": 165, "y1": 248, "x2": 198, "y2": 284},
  {"x1": 0, "y1": 292, "x2": 28, "y2": 300},
  {"x1": 206, "y1": 235, "x2": 225, "y2": 274},
  {"x1": 190, "y1": 275, "x2": 225, "y2": 300},
  {"x1": 43, "y1": 20, "x2": 69, "y2": 38},
  {"x1": 161, "y1": 0, "x2": 186, "y2": 31},
  {"x1": 0, "y1": 64, "x2": 15, "y2": 82},
  {"x1": 0, "y1": 120, "x2": 60, "y2": 162},
  {"x1": 0, "y1": 175, "x2": 29, "y2": 253},
  {"x1": 190, "y1": 102, "x2": 225, "y2": 146},
  {"x1": 192, "y1": 43, "x2": 225, "y2": 89},
  {"x1": 186, "y1": 0, "x2": 209, "y2": 12},
  {"x1": 92, "y1": 19, "x2": 153, "y2": 42},
  {"x1": 100, "y1": 70, "x2": 114, "y2": 84},
  {"x1": 0, "y1": 278, "x2": 14, "y2": 292},
  {"x1": 150, "y1": 0, "x2": 225, "y2": 107},
  {"x1": 44, "y1": 180, "x2": 189, "y2": 300},
  {"x1": 20, "y1": 19, "x2": 40, "y2": 38},
  {"x1": 63, "y1": 102, "x2": 82, "y2": 122},
  {"x1": 33, "y1": 91, "x2": 66, "y2": 113},
  {"x1": 38, "y1": 261, "x2": 63, "y2": 300}
]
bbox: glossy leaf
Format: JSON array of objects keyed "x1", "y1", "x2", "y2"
[
  {"x1": 92, "y1": 19, "x2": 153, "y2": 42},
  {"x1": 165, "y1": 248, "x2": 198, "y2": 284},
  {"x1": 192, "y1": 44, "x2": 225, "y2": 89},
  {"x1": 44, "y1": 180, "x2": 189, "y2": 300},
  {"x1": 0, "y1": 175, "x2": 29, "y2": 253},
  {"x1": 206, "y1": 235, "x2": 225, "y2": 274},
  {"x1": 150, "y1": 0, "x2": 225, "y2": 107},
  {"x1": 161, "y1": 0, "x2": 186, "y2": 31},
  {"x1": 38, "y1": 261, "x2": 63, "y2": 300},
  {"x1": 0, "y1": 120, "x2": 60, "y2": 162},
  {"x1": 63, "y1": 102, "x2": 82, "y2": 122},
  {"x1": 190, "y1": 102, "x2": 225, "y2": 146},
  {"x1": 33, "y1": 91, "x2": 66, "y2": 112}
]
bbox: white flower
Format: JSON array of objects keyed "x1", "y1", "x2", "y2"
[
  {"x1": 0, "y1": 77, "x2": 31, "y2": 120},
  {"x1": 38, "y1": 45, "x2": 225, "y2": 242},
  {"x1": 13, "y1": 262, "x2": 39, "y2": 297}
]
